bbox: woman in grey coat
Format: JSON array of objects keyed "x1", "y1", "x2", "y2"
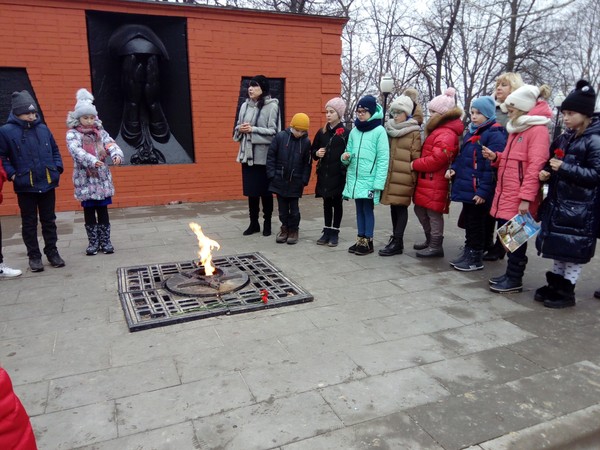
[{"x1": 234, "y1": 75, "x2": 280, "y2": 236}]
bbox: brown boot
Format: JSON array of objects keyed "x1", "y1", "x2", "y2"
[
  {"x1": 287, "y1": 229, "x2": 299, "y2": 245},
  {"x1": 276, "y1": 226, "x2": 288, "y2": 243}
]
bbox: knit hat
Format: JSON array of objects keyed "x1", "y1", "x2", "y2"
[
  {"x1": 428, "y1": 88, "x2": 456, "y2": 115},
  {"x1": 325, "y1": 97, "x2": 346, "y2": 120},
  {"x1": 73, "y1": 88, "x2": 98, "y2": 119},
  {"x1": 250, "y1": 75, "x2": 270, "y2": 95},
  {"x1": 561, "y1": 80, "x2": 596, "y2": 117},
  {"x1": 505, "y1": 85, "x2": 541, "y2": 113},
  {"x1": 356, "y1": 95, "x2": 378, "y2": 115},
  {"x1": 389, "y1": 95, "x2": 414, "y2": 117},
  {"x1": 403, "y1": 88, "x2": 419, "y2": 115},
  {"x1": 11, "y1": 90, "x2": 37, "y2": 115},
  {"x1": 471, "y1": 96, "x2": 496, "y2": 120},
  {"x1": 290, "y1": 113, "x2": 310, "y2": 131}
]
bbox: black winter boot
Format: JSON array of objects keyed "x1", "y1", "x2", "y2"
[
  {"x1": 348, "y1": 235, "x2": 362, "y2": 253},
  {"x1": 483, "y1": 239, "x2": 506, "y2": 261},
  {"x1": 544, "y1": 276, "x2": 576, "y2": 308},
  {"x1": 84, "y1": 224, "x2": 100, "y2": 256},
  {"x1": 263, "y1": 217, "x2": 272, "y2": 236},
  {"x1": 490, "y1": 256, "x2": 527, "y2": 293},
  {"x1": 354, "y1": 237, "x2": 373, "y2": 255},
  {"x1": 379, "y1": 236, "x2": 403, "y2": 256},
  {"x1": 453, "y1": 249, "x2": 484, "y2": 272},
  {"x1": 534, "y1": 271, "x2": 563, "y2": 302},
  {"x1": 413, "y1": 232, "x2": 431, "y2": 250},
  {"x1": 317, "y1": 228, "x2": 330, "y2": 245},
  {"x1": 243, "y1": 198, "x2": 260, "y2": 236},
  {"x1": 416, "y1": 236, "x2": 444, "y2": 258},
  {"x1": 97, "y1": 224, "x2": 115, "y2": 254},
  {"x1": 328, "y1": 228, "x2": 339, "y2": 247},
  {"x1": 449, "y1": 246, "x2": 469, "y2": 267}
]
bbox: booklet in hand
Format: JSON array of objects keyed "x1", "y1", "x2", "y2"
[{"x1": 496, "y1": 212, "x2": 541, "y2": 253}]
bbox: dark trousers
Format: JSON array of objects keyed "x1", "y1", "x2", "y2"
[
  {"x1": 276, "y1": 195, "x2": 300, "y2": 230},
  {"x1": 323, "y1": 195, "x2": 343, "y2": 229},
  {"x1": 463, "y1": 203, "x2": 487, "y2": 251},
  {"x1": 248, "y1": 195, "x2": 273, "y2": 221},
  {"x1": 84, "y1": 206, "x2": 110, "y2": 225},
  {"x1": 390, "y1": 205, "x2": 408, "y2": 238},
  {"x1": 497, "y1": 218, "x2": 528, "y2": 278},
  {"x1": 17, "y1": 190, "x2": 58, "y2": 259}
]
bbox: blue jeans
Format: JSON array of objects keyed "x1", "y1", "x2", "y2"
[{"x1": 355, "y1": 198, "x2": 375, "y2": 238}]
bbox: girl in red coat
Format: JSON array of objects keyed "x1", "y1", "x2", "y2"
[
  {"x1": 0, "y1": 367, "x2": 37, "y2": 449},
  {"x1": 411, "y1": 88, "x2": 463, "y2": 257},
  {"x1": 483, "y1": 84, "x2": 552, "y2": 294}
]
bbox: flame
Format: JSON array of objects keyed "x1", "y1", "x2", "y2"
[{"x1": 189, "y1": 222, "x2": 221, "y2": 276}]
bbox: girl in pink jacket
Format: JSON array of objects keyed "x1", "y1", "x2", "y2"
[{"x1": 482, "y1": 84, "x2": 552, "y2": 294}]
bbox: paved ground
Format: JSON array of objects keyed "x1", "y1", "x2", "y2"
[{"x1": 1, "y1": 197, "x2": 600, "y2": 450}]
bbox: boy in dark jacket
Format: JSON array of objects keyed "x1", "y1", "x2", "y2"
[
  {"x1": 267, "y1": 113, "x2": 312, "y2": 245},
  {"x1": 0, "y1": 91, "x2": 65, "y2": 272}
]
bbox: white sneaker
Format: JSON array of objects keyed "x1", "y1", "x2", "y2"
[{"x1": 0, "y1": 263, "x2": 22, "y2": 278}]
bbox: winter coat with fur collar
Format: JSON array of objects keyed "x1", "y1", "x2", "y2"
[{"x1": 412, "y1": 107, "x2": 463, "y2": 213}]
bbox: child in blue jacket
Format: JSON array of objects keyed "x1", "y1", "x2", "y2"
[{"x1": 446, "y1": 96, "x2": 507, "y2": 271}]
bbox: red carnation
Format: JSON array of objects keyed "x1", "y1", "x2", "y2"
[
  {"x1": 335, "y1": 128, "x2": 345, "y2": 136},
  {"x1": 554, "y1": 148, "x2": 565, "y2": 159},
  {"x1": 260, "y1": 289, "x2": 269, "y2": 304},
  {"x1": 467, "y1": 135, "x2": 481, "y2": 144}
]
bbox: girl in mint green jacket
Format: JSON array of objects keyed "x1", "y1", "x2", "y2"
[{"x1": 342, "y1": 95, "x2": 390, "y2": 255}]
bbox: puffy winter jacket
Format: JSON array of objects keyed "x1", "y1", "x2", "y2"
[
  {"x1": 267, "y1": 128, "x2": 312, "y2": 198},
  {"x1": 341, "y1": 106, "x2": 390, "y2": 205},
  {"x1": 380, "y1": 119, "x2": 422, "y2": 206},
  {"x1": 451, "y1": 121, "x2": 507, "y2": 204},
  {"x1": 490, "y1": 101, "x2": 551, "y2": 221},
  {"x1": 0, "y1": 368, "x2": 37, "y2": 450},
  {"x1": 311, "y1": 123, "x2": 349, "y2": 198},
  {"x1": 536, "y1": 116, "x2": 600, "y2": 263},
  {"x1": 0, "y1": 113, "x2": 63, "y2": 194},
  {"x1": 413, "y1": 107, "x2": 463, "y2": 213}
]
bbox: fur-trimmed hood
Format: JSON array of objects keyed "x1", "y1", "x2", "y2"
[
  {"x1": 66, "y1": 111, "x2": 104, "y2": 129},
  {"x1": 425, "y1": 107, "x2": 463, "y2": 136}
]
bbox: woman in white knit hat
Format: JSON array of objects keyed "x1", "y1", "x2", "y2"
[{"x1": 482, "y1": 83, "x2": 552, "y2": 294}]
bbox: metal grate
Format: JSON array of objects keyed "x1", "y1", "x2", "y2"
[{"x1": 117, "y1": 252, "x2": 313, "y2": 331}]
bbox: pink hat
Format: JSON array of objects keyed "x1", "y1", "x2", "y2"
[
  {"x1": 428, "y1": 87, "x2": 457, "y2": 115},
  {"x1": 325, "y1": 97, "x2": 346, "y2": 120}
]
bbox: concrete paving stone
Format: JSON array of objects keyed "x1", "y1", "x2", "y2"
[
  {"x1": 0, "y1": 308, "x2": 110, "y2": 340},
  {"x1": 212, "y1": 310, "x2": 317, "y2": 346},
  {"x1": 505, "y1": 361, "x2": 600, "y2": 416},
  {"x1": 441, "y1": 295, "x2": 532, "y2": 325},
  {"x1": 364, "y1": 308, "x2": 466, "y2": 341},
  {"x1": 421, "y1": 347, "x2": 544, "y2": 395},
  {"x1": 0, "y1": 280, "x2": 22, "y2": 306},
  {"x1": 407, "y1": 382, "x2": 555, "y2": 450},
  {"x1": 0, "y1": 297, "x2": 64, "y2": 322},
  {"x1": 376, "y1": 288, "x2": 466, "y2": 314},
  {"x1": 77, "y1": 420, "x2": 199, "y2": 450},
  {"x1": 301, "y1": 300, "x2": 396, "y2": 329},
  {"x1": 294, "y1": 272, "x2": 362, "y2": 290},
  {"x1": 278, "y1": 322, "x2": 384, "y2": 358},
  {"x1": 431, "y1": 319, "x2": 537, "y2": 356},
  {"x1": 389, "y1": 270, "x2": 473, "y2": 293},
  {"x1": 478, "y1": 404, "x2": 600, "y2": 450},
  {"x1": 282, "y1": 258, "x2": 364, "y2": 279},
  {"x1": 46, "y1": 358, "x2": 181, "y2": 413},
  {"x1": 281, "y1": 411, "x2": 444, "y2": 450},
  {"x1": 175, "y1": 338, "x2": 291, "y2": 384},
  {"x1": 506, "y1": 305, "x2": 600, "y2": 338},
  {"x1": 12, "y1": 379, "x2": 49, "y2": 416},
  {"x1": 308, "y1": 279, "x2": 406, "y2": 302},
  {"x1": 192, "y1": 391, "x2": 343, "y2": 449},
  {"x1": 319, "y1": 366, "x2": 449, "y2": 425},
  {"x1": 1, "y1": 331, "x2": 57, "y2": 360},
  {"x1": 116, "y1": 372, "x2": 255, "y2": 436},
  {"x1": 241, "y1": 350, "x2": 367, "y2": 402},
  {"x1": 31, "y1": 400, "x2": 117, "y2": 449},
  {"x1": 343, "y1": 334, "x2": 459, "y2": 376},
  {"x1": 109, "y1": 324, "x2": 223, "y2": 366}
]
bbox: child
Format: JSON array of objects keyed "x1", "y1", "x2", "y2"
[
  {"x1": 447, "y1": 96, "x2": 507, "y2": 271},
  {"x1": 311, "y1": 97, "x2": 349, "y2": 247},
  {"x1": 535, "y1": 80, "x2": 600, "y2": 308},
  {"x1": 0, "y1": 159, "x2": 22, "y2": 277},
  {"x1": 267, "y1": 113, "x2": 312, "y2": 245},
  {"x1": 482, "y1": 84, "x2": 552, "y2": 293},
  {"x1": 379, "y1": 94, "x2": 422, "y2": 256},
  {"x1": 66, "y1": 88, "x2": 123, "y2": 255},
  {"x1": 411, "y1": 88, "x2": 463, "y2": 257},
  {"x1": 342, "y1": 95, "x2": 390, "y2": 255},
  {"x1": 0, "y1": 90, "x2": 65, "y2": 272}
]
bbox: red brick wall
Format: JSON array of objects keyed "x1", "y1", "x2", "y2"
[{"x1": 0, "y1": 0, "x2": 346, "y2": 215}]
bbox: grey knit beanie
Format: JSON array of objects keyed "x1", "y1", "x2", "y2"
[
  {"x1": 11, "y1": 90, "x2": 37, "y2": 115},
  {"x1": 73, "y1": 88, "x2": 98, "y2": 119}
]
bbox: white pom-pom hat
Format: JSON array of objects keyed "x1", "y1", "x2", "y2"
[{"x1": 73, "y1": 88, "x2": 98, "y2": 119}]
